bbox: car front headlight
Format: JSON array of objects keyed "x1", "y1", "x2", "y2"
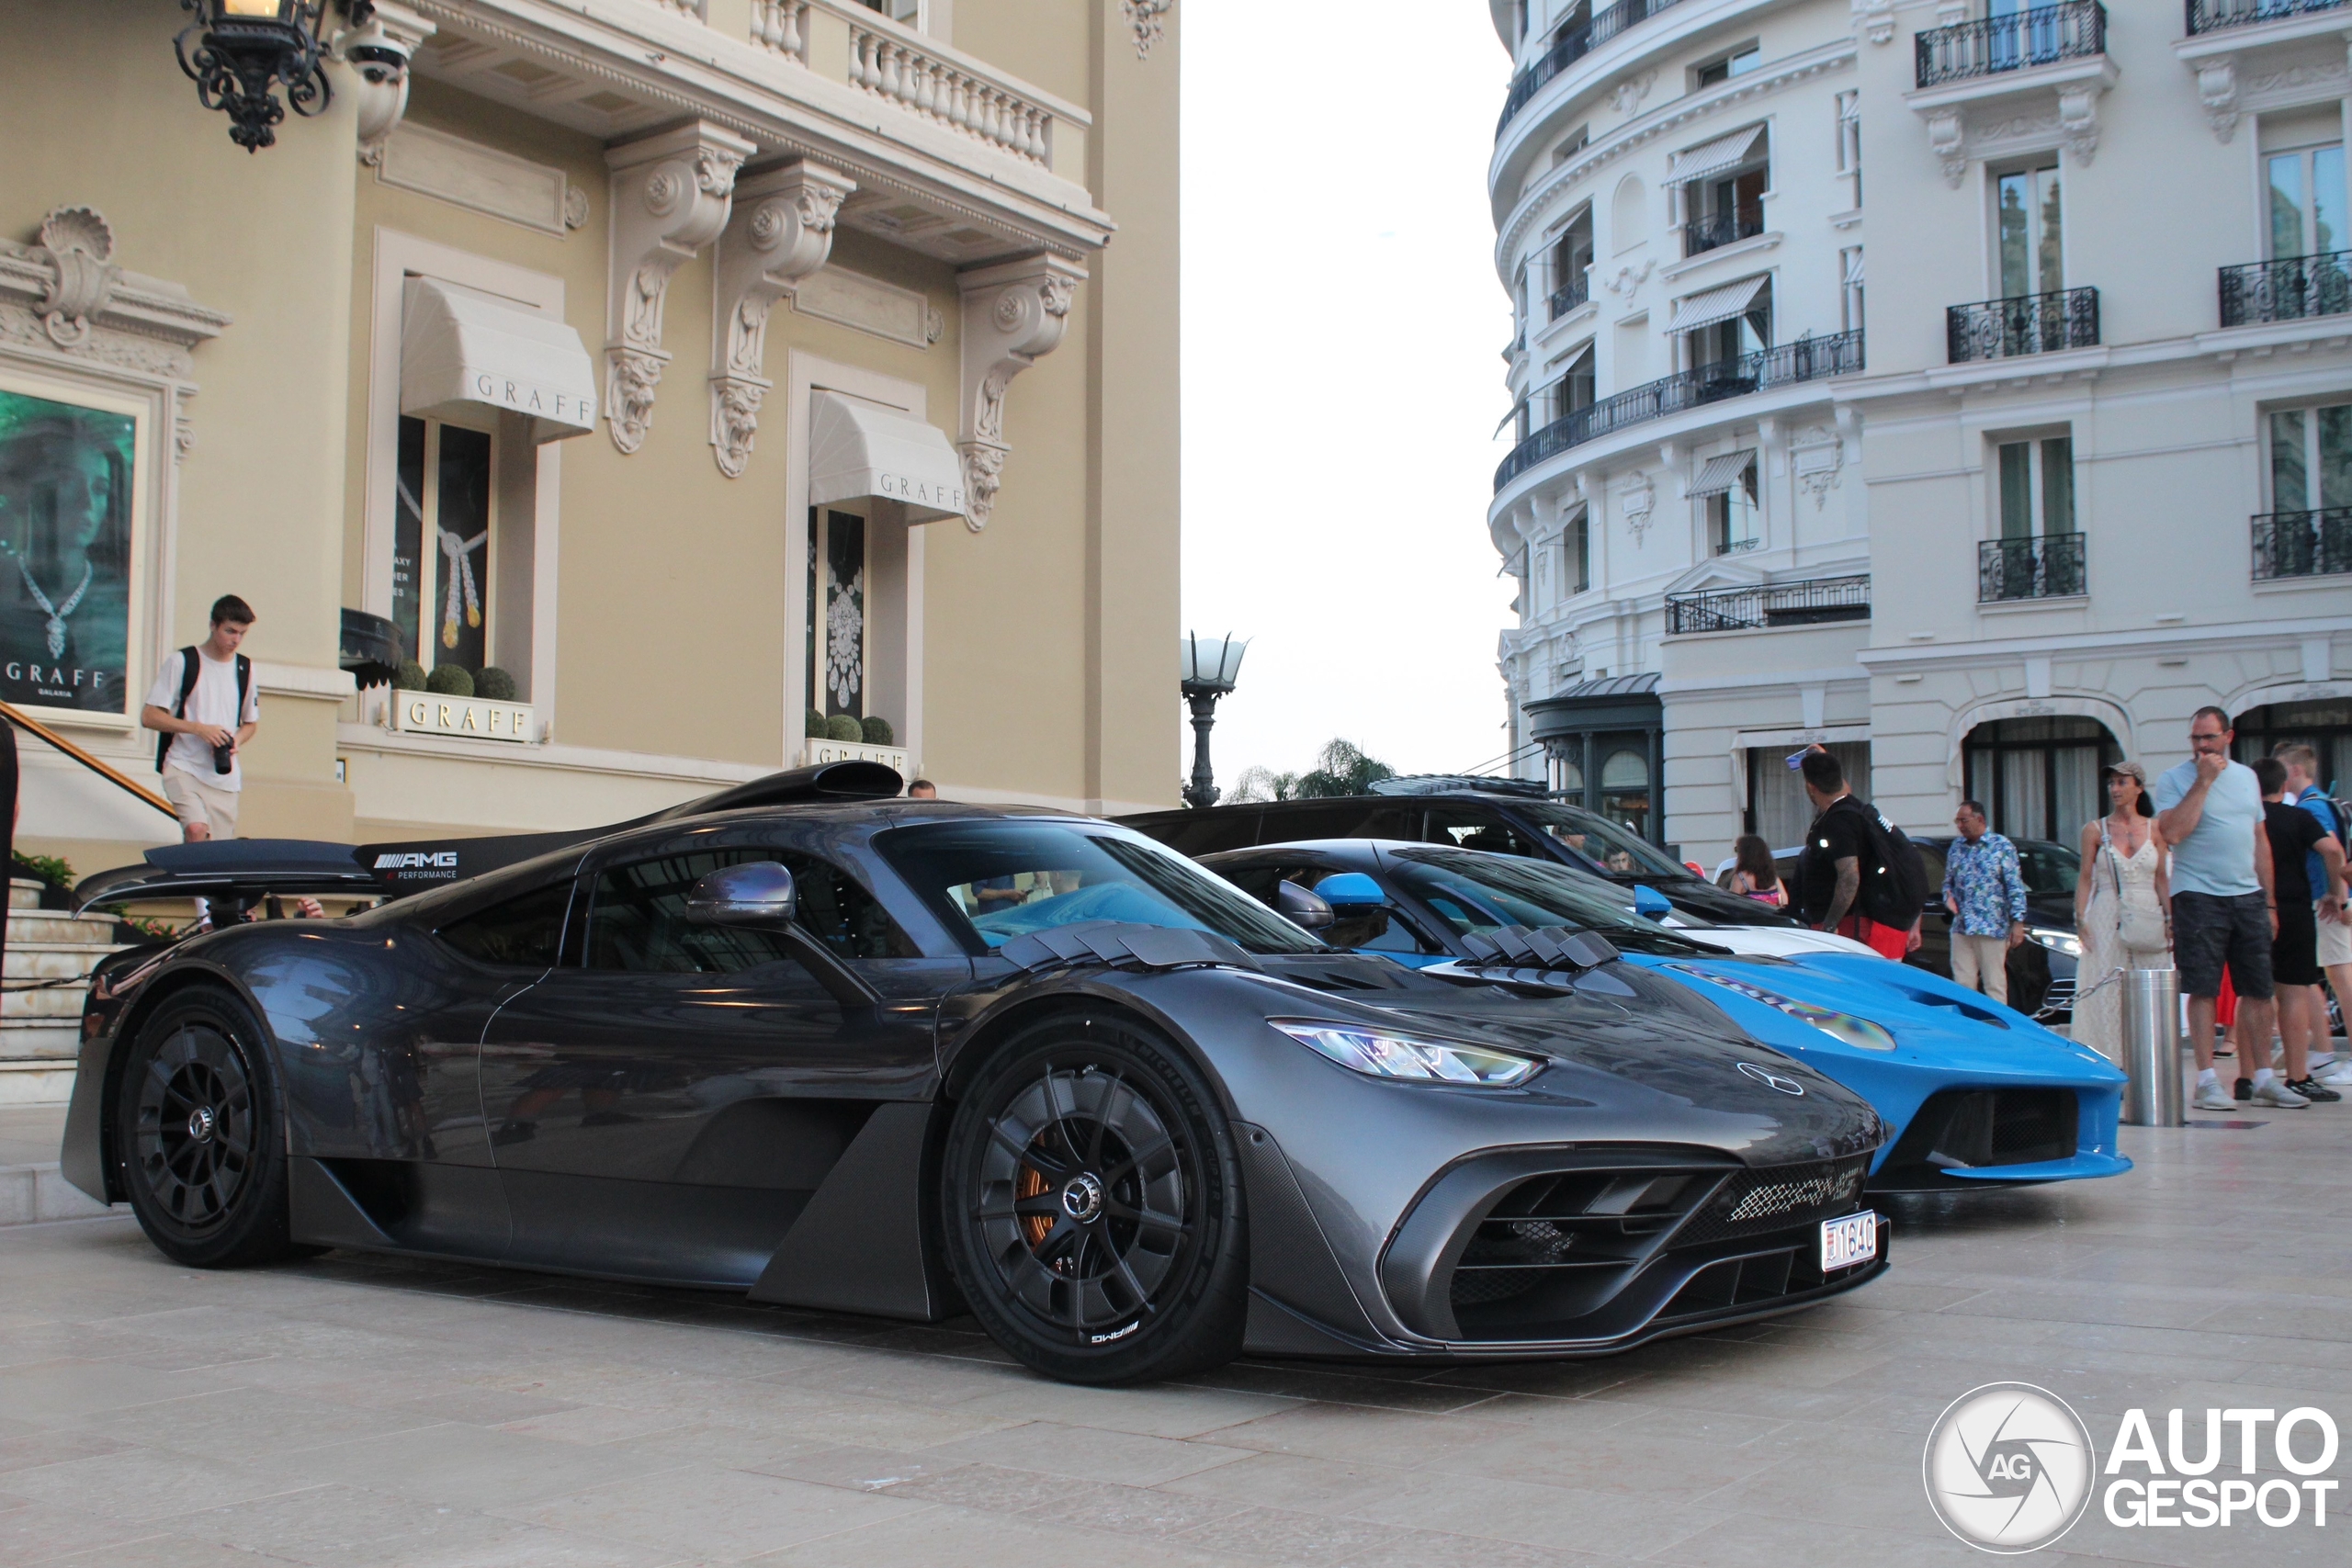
[
  {"x1": 2027, "y1": 926, "x2": 2082, "y2": 958},
  {"x1": 1272, "y1": 1021, "x2": 1542, "y2": 1086},
  {"x1": 1667, "y1": 966, "x2": 1898, "y2": 1052}
]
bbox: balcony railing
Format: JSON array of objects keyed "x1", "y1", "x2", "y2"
[
  {"x1": 2188, "y1": 0, "x2": 2347, "y2": 34},
  {"x1": 1979, "y1": 534, "x2": 2086, "y2": 602},
  {"x1": 1666, "y1": 575, "x2": 1871, "y2": 635},
  {"x1": 1496, "y1": 329, "x2": 1864, "y2": 491},
  {"x1": 2219, "y1": 252, "x2": 2352, "y2": 326},
  {"x1": 1917, "y1": 1, "x2": 2105, "y2": 89},
  {"x1": 1498, "y1": 0, "x2": 1690, "y2": 137},
  {"x1": 1683, "y1": 207, "x2": 1765, "y2": 257},
  {"x1": 1947, "y1": 287, "x2": 2099, "y2": 362},
  {"x1": 2253, "y1": 508, "x2": 2352, "y2": 580},
  {"x1": 1550, "y1": 274, "x2": 1591, "y2": 319}
]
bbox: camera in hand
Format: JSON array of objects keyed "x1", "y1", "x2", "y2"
[{"x1": 212, "y1": 737, "x2": 235, "y2": 774}]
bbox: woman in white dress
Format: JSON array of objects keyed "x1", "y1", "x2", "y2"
[{"x1": 2072, "y1": 761, "x2": 2172, "y2": 1062}]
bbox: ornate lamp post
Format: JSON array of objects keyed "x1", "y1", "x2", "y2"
[
  {"x1": 1179, "y1": 632, "x2": 1248, "y2": 810},
  {"x1": 175, "y1": 0, "x2": 391, "y2": 152}
]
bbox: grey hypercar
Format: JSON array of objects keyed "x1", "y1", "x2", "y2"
[{"x1": 62, "y1": 765, "x2": 1889, "y2": 1385}]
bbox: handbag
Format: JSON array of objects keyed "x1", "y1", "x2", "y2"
[{"x1": 2103, "y1": 819, "x2": 2167, "y2": 953}]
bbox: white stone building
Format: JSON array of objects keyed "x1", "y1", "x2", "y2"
[{"x1": 1487, "y1": 0, "x2": 2352, "y2": 865}]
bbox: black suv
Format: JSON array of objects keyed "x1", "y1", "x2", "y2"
[{"x1": 1121, "y1": 779, "x2": 1799, "y2": 928}]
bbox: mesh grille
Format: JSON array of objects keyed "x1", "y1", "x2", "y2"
[{"x1": 1676, "y1": 1156, "x2": 1869, "y2": 1247}]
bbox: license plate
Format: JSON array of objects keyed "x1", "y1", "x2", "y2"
[{"x1": 1820, "y1": 1211, "x2": 1878, "y2": 1270}]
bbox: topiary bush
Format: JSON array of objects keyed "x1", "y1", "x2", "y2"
[
  {"x1": 806, "y1": 707, "x2": 829, "y2": 738},
  {"x1": 474, "y1": 666, "x2": 517, "y2": 701},
  {"x1": 861, "y1": 715, "x2": 895, "y2": 747},
  {"x1": 393, "y1": 660, "x2": 428, "y2": 692},
  {"x1": 426, "y1": 664, "x2": 475, "y2": 697},
  {"x1": 826, "y1": 714, "x2": 864, "y2": 742}
]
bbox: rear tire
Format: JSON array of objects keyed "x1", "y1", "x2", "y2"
[
  {"x1": 114, "y1": 991, "x2": 303, "y2": 1269},
  {"x1": 941, "y1": 1015, "x2": 1248, "y2": 1385}
]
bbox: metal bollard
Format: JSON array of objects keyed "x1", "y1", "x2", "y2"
[{"x1": 2120, "y1": 966, "x2": 2185, "y2": 1127}]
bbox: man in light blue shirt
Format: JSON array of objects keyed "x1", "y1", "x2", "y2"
[{"x1": 2155, "y1": 706, "x2": 2288, "y2": 1109}]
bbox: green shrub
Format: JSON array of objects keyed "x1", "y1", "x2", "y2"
[
  {"x1": 393, "y1": 660, "x2": 428, "y2": 691},
  {"x1": 806, "y1": 707, "x2": 829, "y2": 738},
  {"x1": 826, "y1": 714, "x2": 865, "y2": 742},
  {"x1": 474, "y1": 666, "x2": 517, "y2": 701},
  {"x1": 860, "y1": 715, "x2": 895, "y2": 747},
  {"x1": 426, "y1": 664, "x2": 475, "y2": 697},
  {"x1": 12, "y1": 850, "x2": 73, "y2": 889}
]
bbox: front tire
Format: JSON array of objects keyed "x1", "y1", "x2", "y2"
[
  {"x1": 114, "y1": 991, "x2": 302, "y2": 1269},
  {"x1": 941, "y1": 1015, "x2": 1248, "y2": 1385}
]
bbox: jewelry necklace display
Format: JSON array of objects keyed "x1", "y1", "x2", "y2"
[
  {"x1": 438, "y1": 526, "x2": 486, "y2": 649},
  {"x1": 17, "y1": 558, "x2": 94, "y2": 659}
]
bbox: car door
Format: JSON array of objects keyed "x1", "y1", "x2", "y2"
[{"x1": 479, "y1": 833, "x2": 949, "y2": 1286}]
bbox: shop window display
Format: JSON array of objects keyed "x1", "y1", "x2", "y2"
[
  {"x1": 0, "y1": 383, "x2": 139, "y2": 716},
  {"x1": 394, "y1": 414, "x2": 494, "y2": 676}
]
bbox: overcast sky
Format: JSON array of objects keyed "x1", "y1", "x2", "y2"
[{"x1": 1179, "y1": 1, "x2": 1519, "y2": 788}]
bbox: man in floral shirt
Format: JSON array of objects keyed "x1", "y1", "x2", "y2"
[{"x1": 1942, "y1": 800, "x2": 2029, "y2": 1003}]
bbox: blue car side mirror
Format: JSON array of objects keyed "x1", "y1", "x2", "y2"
[
  {"x1": 1632, "y1": 885, "x2": 1673, "y2": 920},
  {"x1": 1313, "y1": 873, "x2": 1387, "y2": 915}
]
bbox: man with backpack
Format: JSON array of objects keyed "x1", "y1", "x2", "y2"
[
  {"x1": 2278, "y1": 742, "x2": 2352, "y2": 1088},
  {"x1": 139, "y1": 594, "x2": 258, "y2": 845},
  {"x1": 1794, "y1": 747, "x2": 1923, "y2": 961}
]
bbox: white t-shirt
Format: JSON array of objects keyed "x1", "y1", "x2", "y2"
[{"x1": 143, "y1": 649, "x2": 259, "y2": 790}]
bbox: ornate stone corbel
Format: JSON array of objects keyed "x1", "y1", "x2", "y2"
[
  {"x1": 2059, "y1": 82, "x2": 2103, "y2": 166},
  {"x1": 1927, "y1": 108, "x2": 1967, "y2": 189},
  {"x1": 1122, "y1": 0, "x2": 1173, "y2": 59},
  {"x1": 2197, "y1": 60, "x2": 2239, "y2": 143},
  {"x1": 27, "y1": 208, "x2": 118, "y2": 349},
  {"x1": 707, "y1": 160, "x2": 856, "y2": 478},
  {"x1": 956, "y1": 253, "x2": 1086, "y2": 531},
  {"x1": 1853, "y1": 0, "x2": 1895, "y2": 46},
  {"x1": 336, "y1": 2, "x2": 434, "y2": 166},
  {"x1": 604, "y1": 121, "x2": 754, "y2": 455}
]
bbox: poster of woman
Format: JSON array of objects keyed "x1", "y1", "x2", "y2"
[{"x1": 0, "y1": 384, "x2": 136, "y2": 715}]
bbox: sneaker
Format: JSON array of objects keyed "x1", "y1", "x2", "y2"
[
  {"x1": 2252, "y1": 1079, "x2": 2312, "y2": 1109},
  {"x1": 2287, "y1": 1077, "x2": 2342, "y2": 1103},
  {"x1": 2316, "y1": 1061, "x2": 2352, "y2": 1087},
  {"x1": 2193, "y1": 1080, "x2": 2238, "y2": 1111},
  {"x1": 2235, "y1": 1077, "x2": 2253, "y2": 1101}
]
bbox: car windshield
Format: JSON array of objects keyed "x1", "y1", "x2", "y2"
[
  {"x1": 876, "y1": 820, "x2": 1327, "y2": 956},
  {"x1": 1499, "y1": 801, "x2": 1693, "y2": 880},
  {"x1": 2015, "y1": 840, "x2": 2081, "y2": 897},
  {"x1": 1385, "y1": 848, "x2": 1716, "y2": 957}
]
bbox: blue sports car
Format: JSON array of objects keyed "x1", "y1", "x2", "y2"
[{"x1": 1200, "y1": 840, "x2": 2131, "y2": 1194}]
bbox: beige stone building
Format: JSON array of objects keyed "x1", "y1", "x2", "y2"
[{"x1": 0, "y1": 0, "x2": 1181, "y2": 886}]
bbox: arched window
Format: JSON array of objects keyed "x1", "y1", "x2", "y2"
[
  {"x1": 1962, "y1": 716, "x2": 2119, "y2": 845},
  {"x1": 1600, "y1": 745, "x2": 1650, "y2": 839},
  {"x1": 1611, "y1": 175, "x2": 1646, "y2": 254}
]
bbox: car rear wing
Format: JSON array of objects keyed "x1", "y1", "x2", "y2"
[{"x1": 74, "y1": 759, "x2": 905, "y2": 909}]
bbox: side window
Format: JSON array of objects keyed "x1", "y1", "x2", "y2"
[
  {"x1": 437, "y1": 882, "x2": 571, "y2": 968},
  {"x1": 583, "y1": 849, "x2": 912, "y2": 975},
  {"x1": 1424, "y1": 808, "x2": 1543, "y2": 859}
]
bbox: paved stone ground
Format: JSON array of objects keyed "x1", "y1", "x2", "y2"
[{"x1": 3, "y1": 1104, "x2": 2347, "y2": 1568}]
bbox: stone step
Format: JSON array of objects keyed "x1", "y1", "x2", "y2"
[
  {"x1": 0, "y1": 1062, "x2": 75, "y2": 1107},
  {"x1": 4, "y1": 984, "x2": 90, "y2": 1020},
  {"x1": 0, "y1": 1163, "x2": 109, "y2": 1223},
  {"x1": 7, "y1": 911, "x2": 122, "y2": 945},
  {"x1": 7, "y1": 942, "x2": 127, "y2": 981},
  {"x1": 9, "y1": 878, "x2": 45, "y2": 912},
  {"x1": 1, "y1": 1021, "x2": 84, "y2": 1062}
]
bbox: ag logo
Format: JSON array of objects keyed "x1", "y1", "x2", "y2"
[{"x1": 1924, "y1": 1382, "x2": 2098, "y2": 1553}]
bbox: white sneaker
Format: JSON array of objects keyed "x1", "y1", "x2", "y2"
[
  {"x1": 2252, "y1": 1079, "x2": 2312, "y2": 1109},
  {"x1": 2192, "y1": 1080, "x2": 2237, "y2": 1111},
  {"x1": 2316, "y1": 1061, "x2": 2352, "y2": 1087}
]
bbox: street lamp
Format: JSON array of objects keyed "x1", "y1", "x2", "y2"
[
  {"x1": 175, "y1": 0, "x2": 388, "y2": 152},
  {"x1": 1179, "y1": 632, "x2": 1247, "y2": 809}
]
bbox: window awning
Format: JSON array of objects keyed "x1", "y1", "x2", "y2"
[
  {"x1": 400, "y1": 277, "x2": 596, "y2": 443},
  {"x1": 1669, "y1": 124, "x2": 1767, "y2": 186},
  {"x1": 808, "y1": 390, "x2": 967, "y2": 524},
  {"x1": 1668, "y1": 274, "x2": 1770, "y2": 334},
  {"x1": 1690, "y1": 450, "x2": 1757, "y2": 497}
]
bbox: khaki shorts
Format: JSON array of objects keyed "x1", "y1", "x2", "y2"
[
  {"x1": 162, "y1": 767, "x2": 241, "y2": 839},
  {"x1": 2319, "y1": 902, "x2": 2352, "y2": 970}
]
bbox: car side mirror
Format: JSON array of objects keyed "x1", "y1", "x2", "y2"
[
  {"x1": 685, "y1": 861, "x2": 798, "y2": 927},
  {"x1": 1313, "y1": 873, "x2": 1387, "y2": 916},
  {"x1": 1632, "y1": 885, "x2": 1673, "y2": 920},
  {"x1": 1276, "y1": 878, "x2": 1335, "y2": 931}
]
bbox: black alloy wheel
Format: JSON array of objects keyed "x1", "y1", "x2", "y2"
[
  {"x1": 115, "y1": 992, "x2": 304, "y2": 1268},
  {"x1": 943, "y1": 1016, "x2": 1247, "y2": 1385}
]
